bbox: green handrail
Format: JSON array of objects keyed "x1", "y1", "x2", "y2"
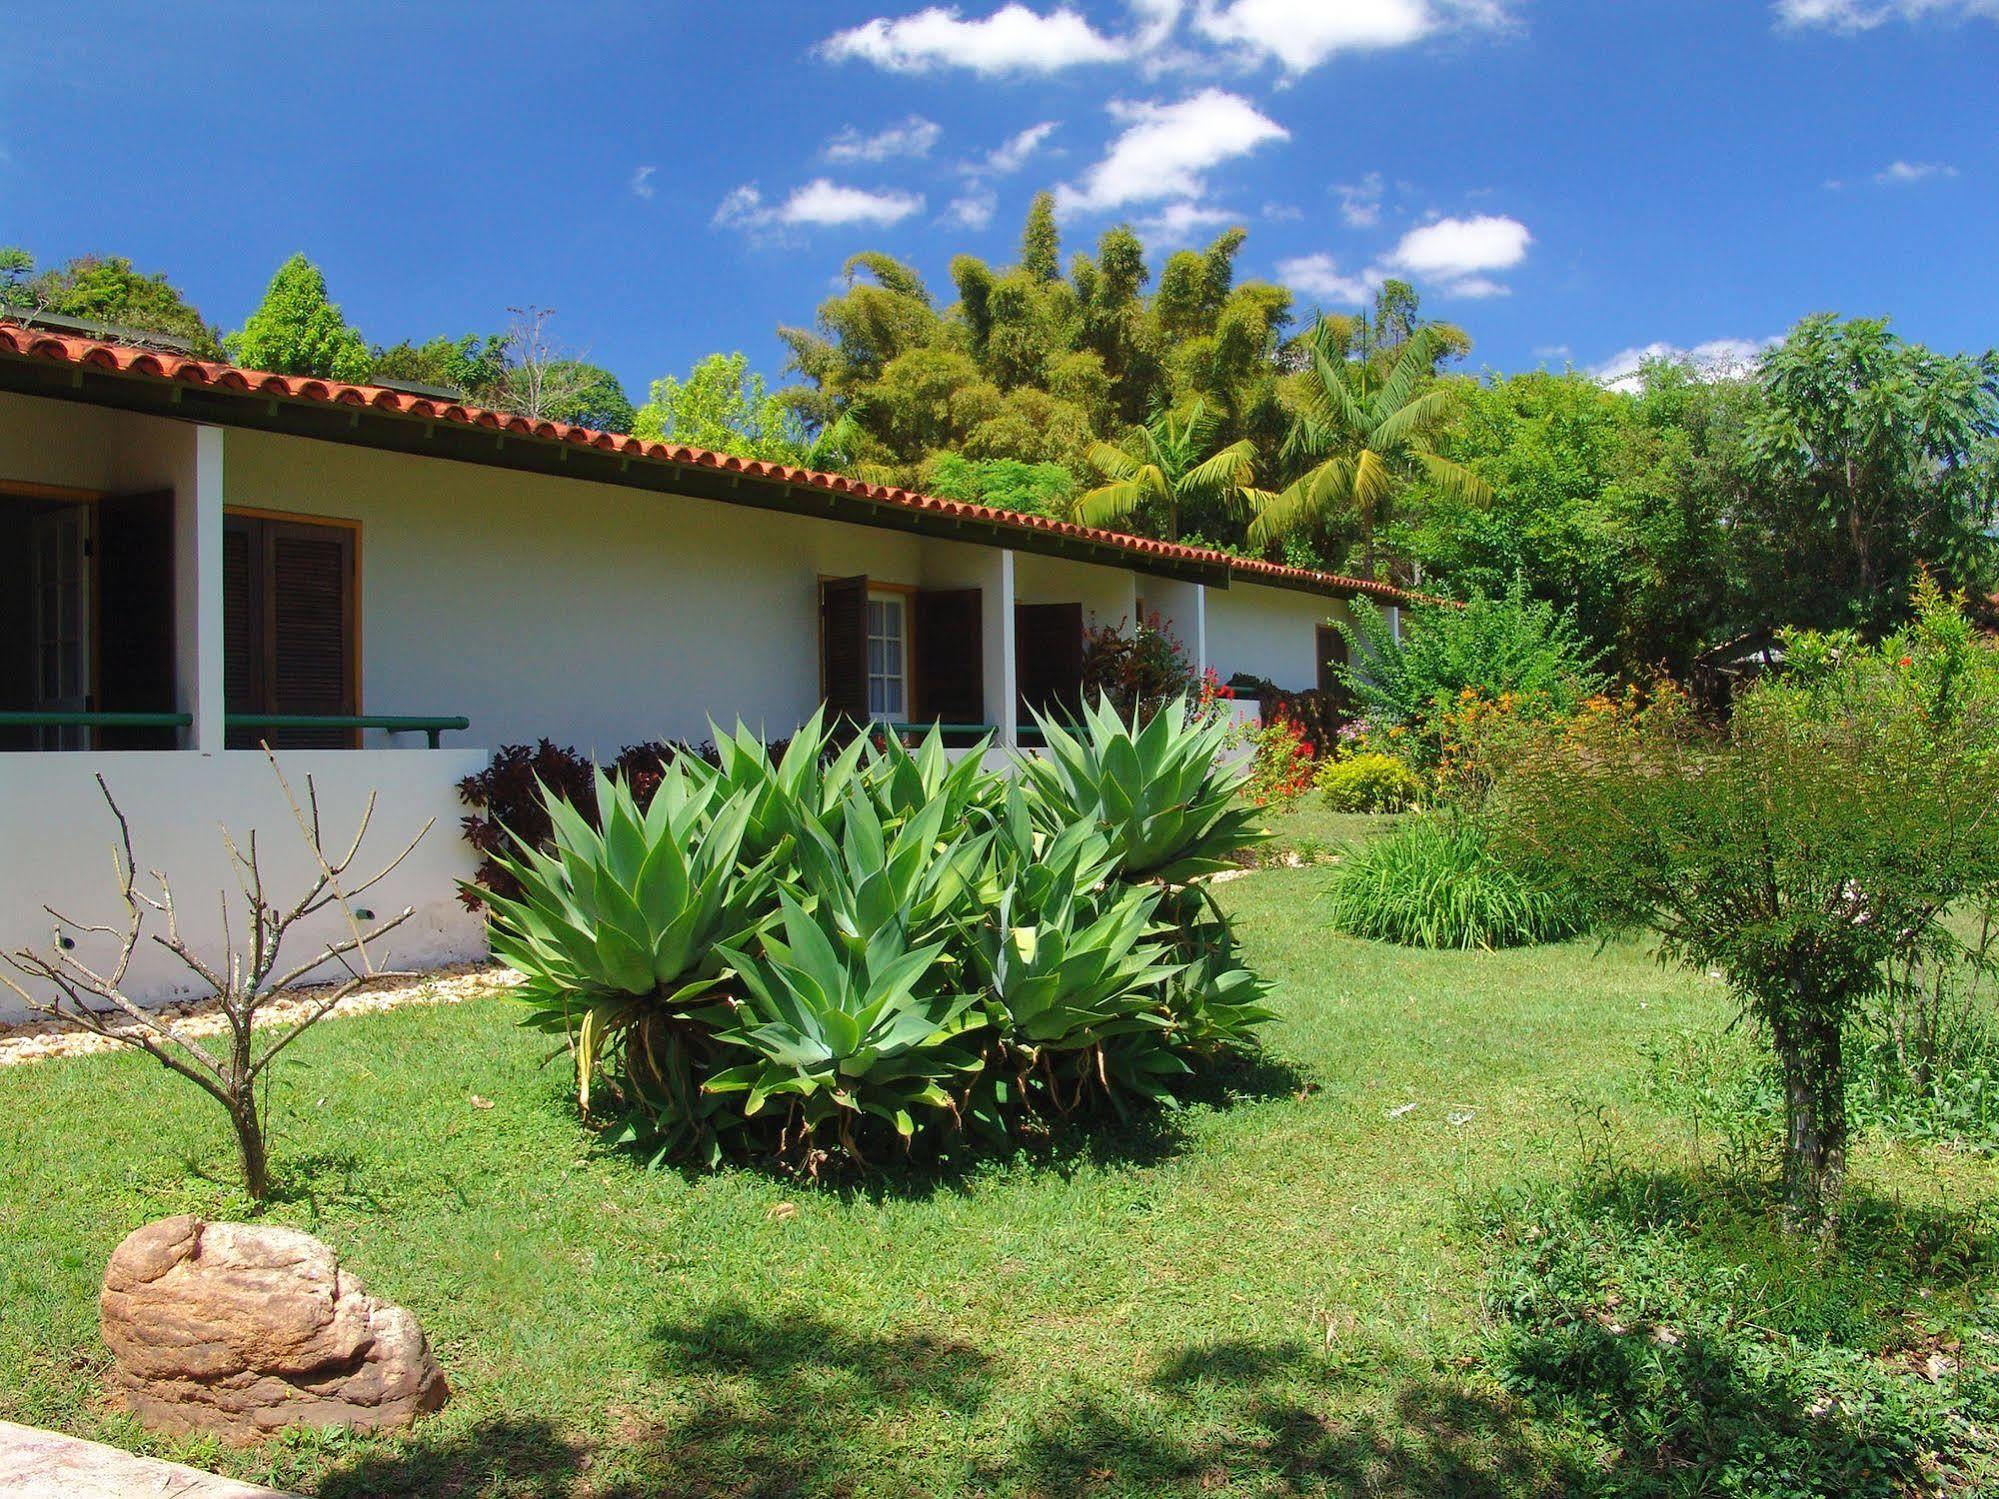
[
  {"x1": 0, "y1": 710, "x2": 192, "y2": 729},
  {"x1": 227, "y1": 714, "x2": 470, "y2": 749},
  {"x1": 0, "y1": 711, "x2": 467, "y2": 748}
]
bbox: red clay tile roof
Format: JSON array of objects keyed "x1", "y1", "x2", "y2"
[{"x1": 0, "y1": 321, "x2": 1420, "y2": 605}]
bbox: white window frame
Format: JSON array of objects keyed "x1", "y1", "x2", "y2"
[{"x1": 866, "y1": 591, "x2": 909, "y2": 723}]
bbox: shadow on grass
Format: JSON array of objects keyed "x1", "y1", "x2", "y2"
[
  {"x1": 313, "y1": 1416, "x2": 589, "y2": 1499},
  {"x1": 595, "y1": 1302, "x2": 995, "y2": 1497},
  {"x1": 576, "y1": 1308, "x2": 1578, "y2": 1497},
  {"x1": 997, "y1": 1338, "x2": 1581, "y2": 1497}
]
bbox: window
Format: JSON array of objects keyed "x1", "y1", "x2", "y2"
[
  {"x1": 866, "y1": 593, "x2": 907, "y2": 721},
  {"x1": 224, "y1": 513, "x2": 358, "y2": 748}
]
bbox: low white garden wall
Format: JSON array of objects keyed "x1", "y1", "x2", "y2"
[{"x1": 0, "y1": 750, "x2": 487, "y2": 1023}]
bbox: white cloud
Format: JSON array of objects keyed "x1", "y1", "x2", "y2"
[
  {"x1": 1874, "y1": 158, "x2": 1959, "y2": 183},
  {"x1": 1777, "y1": 0, "x2": 1999, "y2": 29},
  {"x1": 944, "y1": 190, "x2": 999, "y2": 229},
  {"x1": 1276, "y1": 252, "x2": 1378, "y2": 305},
  {"x1": 1589, "y1": 337, "x2": 1776, "y2": 394},
  {"x1": 1137, "y1": 200, "x2": 1239, "y2": 243},
  {"x1": 821, "y1": 4, "x2": 1126, "y2": 74},
  {"x1": 715, "y1": 180, "x2": 927, "y2": 236},
  {"x1": 1192, "y1": 0, "x2": 1509, "y2": 73},
  {"x1": 1383, "y1": 213, "x2": 1531, "y2": 294},
  {"x1": 1261, "y1": 200, "x2": 1303, "y2": 222},
  {"x1": 1533, "y1": 344, "x2": 1572, "y2": 360},
  {"x1": 1054, "y1": 88, "x2": 1288, "y2": 214},
  {"x1": 825, "y1": 115, "x2": 944, "y2": 163},
  {"x1": 629, "y1": 165, "x2": 656, "y2": 200},
  {"x1": 1335, "y1": 171, "x2": 1385, "y2": 228},
  {"x1": 982, "y1": 120, "x2": 1061, "y2": 175}
]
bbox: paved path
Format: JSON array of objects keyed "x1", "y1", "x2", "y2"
[{"x1": 0, "y1": 1420, "x2": 298, "y2": 1498}]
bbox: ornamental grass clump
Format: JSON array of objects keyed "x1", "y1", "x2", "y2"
[
  {"x1": 1325, "y1": 814, "x2": 1593, "y2": 951},
  {"x1": 473, "y1": 698, "x2": 1271, "y2": 1173}
]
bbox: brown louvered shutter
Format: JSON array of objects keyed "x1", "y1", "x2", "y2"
[
  {"x1": 267, "y1": 521, "x2": 356, "y2": 747},
  {"x1": 223, "y1": 515, "x2": 357, "y2": 749},
  {"x1": 1015, "y1": 602, "x2": 1084, "y2": 722},
  {"x1": 819, "y1": 575, "x2": 869, "y2": 730},
  {"x1": 912, "y1": 589, "x2": 983, "y2": 726}
]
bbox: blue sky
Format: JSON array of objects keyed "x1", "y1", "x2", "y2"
[{"x1": 5, "y1": 0, "x2": 1995, "y2": 402}]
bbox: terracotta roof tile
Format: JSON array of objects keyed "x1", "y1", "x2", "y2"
[{"x1": 0, "y1": 321, "x2": 1421, "y2": 605}]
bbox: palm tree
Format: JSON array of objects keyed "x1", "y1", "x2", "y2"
[
  {"x1": 1249, "y1": 322, "x2": 1490, "y2": 552},
  {"x1": 1073, "y1": 400, "x2": 1268, "y2": 543}
]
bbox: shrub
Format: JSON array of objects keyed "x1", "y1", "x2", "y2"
[
  {"x1": 1315, "y1": 751, "x2": 1424, "y2": 813},
  {"x1": 1335, "y1": 579, "x2": 1607, "y2": 766},
  {"x1": 1239, "y1": 715, "x2": 1316, "y2": 808},
  {"x1": 1496, "y1": 581, "x2": 1999, "y2": 1224},
  {"x1": 1079, "y1": 611, "x2": 1196, "y2": 720},
  {"x1": 1326, "y1": 814, "x2": 1594, "y2": 950},
  {"x1": 1480, "y1": 1174, "x2": 1999, "y2": 1496},
  {"x1": 474, "y1": 699, "x2": 1270, "y2": 1173}
]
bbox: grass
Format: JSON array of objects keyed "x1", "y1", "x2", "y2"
[{"x1": 4, "y1": 868, "x2": 1998, "y2": 1495}]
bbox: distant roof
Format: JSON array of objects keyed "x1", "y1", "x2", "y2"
[{"x1": 0, "y1": 320, "x2": 1421, "y2": 605}]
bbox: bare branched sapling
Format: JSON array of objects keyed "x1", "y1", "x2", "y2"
[{"x1": 1, "y1": 751, "x2": 431, "y2": 1200}]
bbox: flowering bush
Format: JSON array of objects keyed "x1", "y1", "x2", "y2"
[
  {"x1": 1241, "y1": 715, "x2": 1316, "y2": 807},
  {"x1": 1315, "y1": 751, "x2": 1425, "y2": 813}
]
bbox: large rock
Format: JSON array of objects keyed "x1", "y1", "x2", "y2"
[{"x1": 99, "y1": 1215, "x2": 448, "y2": 1441}]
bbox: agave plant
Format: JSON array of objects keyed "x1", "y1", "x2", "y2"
[
  {"x1": 974, "y1": 790, "x2": 1173, "y2": 1049},
  {"x1": 1021, "y1": 694, "x2": 1265, "y2": 882},
  {"x1": 695, "y1": 709, "x2": 869, "y2": 863},
  {"x1": 789, "y1": 779, "x2": 992, "y2": 958},
  {"x1": 707, "y1": 894, "x2": 986, "y2": 1156},
  {"x1": 475, "y1": 761, "x2": 778, "y2": 1154},
  {"x1": 860, "y1": 722, "x2": 1002, "y2": 830}
]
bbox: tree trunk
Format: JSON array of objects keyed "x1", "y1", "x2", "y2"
[
  {"x1": 230, "y1": 1096, "x2": 269, "y2": 1202},
  {"x1": 1771, "y1": 1010, "x2": 1847, "y2": 1229}
]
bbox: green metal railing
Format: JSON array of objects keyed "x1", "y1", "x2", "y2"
[
  {"x1": 227, "y1": 714, "x2": 469, "y2": 749},
  {"x1": 0, "y1": 711, "x2": 467, "y2": 748},
  {"x1": 0, "y1": 710, "x2": 193, "y2": 731}
]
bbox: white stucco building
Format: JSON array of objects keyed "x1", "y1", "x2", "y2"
[{"x1": 0, "y1": 320, "x2": 1409, "y2": 1015}]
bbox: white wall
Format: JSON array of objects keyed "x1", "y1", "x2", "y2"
[
  {"x1": 1203, "y1": 583, "x2": 1353, "y2": 692},
  {"x1": 0, "y1": 750, "x2": 486, "y2": 1020}
]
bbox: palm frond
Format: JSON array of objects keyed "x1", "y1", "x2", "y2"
[
  {"x1": 1246, "y1": 479, "x2": 1315, "y2": 547},
  {"x1": 1417, "y1": 451, "x2": 1495, "y2": 509},
  {"x1": 1182, "y1": 438, "x2": 1259, "y2": 499},
  {"x1": 1369, "y1": 386, "x2": 1459, "y2": 451},
  {"x1": 1085, "y1": 440, "x2": 1145, "y2": 483},
  {"x1": 1074, "y1": 476, "x2": 1157, "y2": 530}
]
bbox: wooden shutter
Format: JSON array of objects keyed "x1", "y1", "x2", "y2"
[
  {"x1": 224, "y1": 514, "x2": 358, "y2": 749},
  {"x1": 819, "y1": 575, "x2": 869, "y2": 729},
  {"x1": 95, "y1": 490, "x2": 177, "y2": 749},
  {"x1": 1316, "y1": 623, "x2": 1350, "y2": 699},
  {"x1": 912, "y1": 589, "x2": 983, "y2": 725},
  {"x1": 1015, "y1": 602, "x2": 1084, "y2": 721}
]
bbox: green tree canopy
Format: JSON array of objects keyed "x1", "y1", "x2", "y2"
[
  {"x1": 5, "y1": 250, "x2": 223, "y2": 357},
  {"x1": 1074, "y1": 401, "x2": 1265, "y2": 543},
  {"x1": 225, "y1": 254, "x2": 371, "y2": 382},
  {"x1": 634, "y1": 352, "x2": 810, "y2": 462}
]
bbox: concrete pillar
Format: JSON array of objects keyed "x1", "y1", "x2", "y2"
[
  {"x1": 992, "y1": 550, "x2": 1017, "y2": 748},
  {"x1": 176, "y1": 426, "x2": 225, "y2": 753}
]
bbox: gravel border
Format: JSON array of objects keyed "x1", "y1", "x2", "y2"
[{"x1": 0, "y1": 962, "x2": 521, "y2": 1068}]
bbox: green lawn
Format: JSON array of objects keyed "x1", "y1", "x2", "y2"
[{"x1": 4, "y1": 867, "x2": 1995, "y2": 1496}]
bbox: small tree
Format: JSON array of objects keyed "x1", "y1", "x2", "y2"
[
  {"x1": 226, "y1": 254, "x2": 373, "y2": 382},
  {"x1": 1498, "y1": 583, "x2": 1999, "y2": 1226},
  {"x1": 0, "y1": 755, "x2": 429, "y2": 1201}
]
